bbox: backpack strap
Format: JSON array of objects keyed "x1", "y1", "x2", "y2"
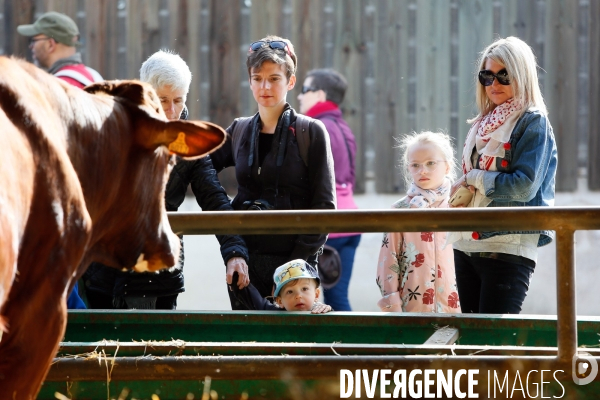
[
  {"x1": 295, "y1": 115, "x2": 311, "y2": 167},
  {"x1": 231, "y1": 117, "x2": 253, "y2": 164}
]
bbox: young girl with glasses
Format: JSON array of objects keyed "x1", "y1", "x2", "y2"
[
  {"x1": 448, "y1": 36, "x2": 557, "y2": 314},
  {"x1": 211, "y1": 35, "x2": 336, "y2": 308},
  {"x1": 376, "y1": 131, "x2": 461, "y2": 313}
]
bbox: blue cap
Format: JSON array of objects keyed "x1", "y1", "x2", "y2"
[{"x1": 273, "y1": 259, "x2": 320, "y2": 297}]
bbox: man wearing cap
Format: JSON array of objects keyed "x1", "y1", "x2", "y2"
[
  {"x1": 17, "y1": 11, "x2": 102, "y2": 88},
  {"x1": 17, "y1": 12, "x2": 101, "y2": 309}
]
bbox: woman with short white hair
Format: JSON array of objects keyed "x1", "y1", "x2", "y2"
[
  {"x1": 140, "y1": 50, "x2": 192, "y2": 120},
  {"x1": 83, "y1": 50, "x2": 250, "y2": 310}
]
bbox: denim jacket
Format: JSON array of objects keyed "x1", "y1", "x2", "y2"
[{"x1": 477, "y1": 109, "x2": 557, "y2": 246}]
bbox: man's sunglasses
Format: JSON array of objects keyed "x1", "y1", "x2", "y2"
[
  {"x1": 478, "y1": 69, "x2": 510, "y2": 86},
  {"x1": 300, "y1": 86, "x2": 318, "y2": 94},
  {"x1": 248, "y1": 40, "x2": 293, "y2": 58}
]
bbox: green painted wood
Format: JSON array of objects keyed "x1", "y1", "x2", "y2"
[
  {"x1": 39, "y1": 379, "x2": 325, "y2": 400},
  {"x1": 63, "y1": 311, "x2": 600, "y2": 348}
]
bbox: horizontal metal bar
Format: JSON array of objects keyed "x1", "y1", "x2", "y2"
[
  {"x1": 47, "y1": 355, "x2": 598, "y2": 382},
  {"x1": 56, "y1": 341, "x2": 600, "y2": 358},
  {"x1": 167, "y1": 206, "x2": 600, "y2": 235}
]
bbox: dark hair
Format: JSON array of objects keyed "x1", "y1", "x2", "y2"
[
  {"x1": 305, "y1": 68, "x2": 348, "y2": 105},
  {"x1": 246, "y1": 35, "x2": 297, "y2": 80}
]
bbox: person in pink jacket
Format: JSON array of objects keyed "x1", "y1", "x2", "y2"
[{"x1": 376, "y1": 131, "x2": 461, "y2": 313}]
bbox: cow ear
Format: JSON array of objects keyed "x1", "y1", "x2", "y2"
[
  {"x1": 155, "y1": 119, "x2": 227, "y2": 159},
  {"x1": 85, "y1": 80, "x2": 145, "y2": 104}
]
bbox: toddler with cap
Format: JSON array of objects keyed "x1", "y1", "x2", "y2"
[{"x1": 229, "y1": 259, "x2": 332, "y2": 313}]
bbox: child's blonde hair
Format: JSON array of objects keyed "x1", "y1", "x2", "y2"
[{"x1": 398, "y1": 131, "x2": 457, "y2": 188}]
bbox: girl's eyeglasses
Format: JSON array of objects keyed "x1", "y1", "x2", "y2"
[
  {"x1": 248, "y1": 40, "x2": 293, "y2": 58},
  {"x1": 478, "y1": 69, "x2": 510, "y2": 86},
  {"x1": 408, "y1": 160, "x2": 447, "y2": 173}
]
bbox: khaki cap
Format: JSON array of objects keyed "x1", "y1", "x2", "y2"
[{"x1": 17, "y1": 11, "x2": 80, "y2": 47}]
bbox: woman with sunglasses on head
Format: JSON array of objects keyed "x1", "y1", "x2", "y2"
[
  {"x1": 211, "y1": 36, "x2": 336, "y2": 309},
  {"x1": 448, "y1": 36, "x2": 557, "y2": 314}
]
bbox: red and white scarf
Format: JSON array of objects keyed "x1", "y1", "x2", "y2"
[
  {"x1": 407, "y1": 178, "x2": 452, "y2": 209},
  {"x1": 462, "y1": 98, "x2": 523, "y2": 174}
]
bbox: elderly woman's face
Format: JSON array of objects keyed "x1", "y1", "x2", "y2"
[{"x1": 155, "y1": 85, "x2": 186, "y2": 120}]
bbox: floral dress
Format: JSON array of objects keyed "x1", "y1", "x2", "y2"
[{"x1": 376, "y1": 197, "x2": 461, "y2": 313}]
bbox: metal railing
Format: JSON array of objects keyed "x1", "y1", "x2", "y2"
[
  {"x1": 46, "y1": 206, "x2": 600, "y2": 386},
  {"x1": 168, "y1": 206, "x2": 600, "y2": 363}
]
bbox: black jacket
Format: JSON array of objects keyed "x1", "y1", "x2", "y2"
[
  {"x1": 210, "y1": 105, "x2": 336, "y2": 261},
  {"x1": 84, "y1": 110, "x2": 249, "y2": 298}
]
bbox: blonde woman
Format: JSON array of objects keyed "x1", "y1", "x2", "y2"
[{"x1": 449, "y1": 37, "x2": 557, "y2": 314}]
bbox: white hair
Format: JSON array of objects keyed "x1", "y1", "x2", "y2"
[
  {"x1": 397, "y1": 131, "x2": 457, "y2": 187},
  {"x1": 139, "y1": 49, "x2": 192, "y2": 96}
]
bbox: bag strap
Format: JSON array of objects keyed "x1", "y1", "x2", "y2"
[
  {"x1": 231, "y1": 117, "x2": 253, "y2": 164},
  {"x1": 295, "y1": 115, "x2": 311, "y2": 167}
]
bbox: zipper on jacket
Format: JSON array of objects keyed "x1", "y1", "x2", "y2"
[{"x1": 258, "y1": 167, "x2": 261, "y2": 175}]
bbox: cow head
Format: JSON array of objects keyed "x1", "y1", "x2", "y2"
[{"x1": 74, "y1": 80, "x2": 226, "y2": 273}]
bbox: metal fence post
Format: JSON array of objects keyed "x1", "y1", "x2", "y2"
[{"x1": 556, "y1": 228, "x2": 577, "y2": 362}]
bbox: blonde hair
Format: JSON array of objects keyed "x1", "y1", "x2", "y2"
[
  {"x1": 398, "y1": 131, "x2": 456, "y2": 188},
  {"x1": 472, "y1": 36, "x2": 546, "y2": 121}
]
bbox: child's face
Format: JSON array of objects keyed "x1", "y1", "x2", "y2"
[
  {"x1": 407, "y1": 143, "x2": 450, "y2": 190},
  {"x1": 275, "y1": 278, "x2": 320, "y2": 311}
]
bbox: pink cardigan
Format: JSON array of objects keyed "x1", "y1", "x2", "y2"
[{"x1": 375, "y1": 197, "x2": 461, "y2": 313}]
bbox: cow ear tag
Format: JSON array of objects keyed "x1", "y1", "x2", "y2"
[{"x1": 168, "y1": 132, "x2": 190, "y2": 155}]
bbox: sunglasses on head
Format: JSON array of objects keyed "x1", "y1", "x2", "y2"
[
  {"x1": 248, "y1": 40, "x2": 293, "y2": 58},
  {"x1": 478, "y1": 68, "x2": 510, "y2": 86},
  {"x1": 300, "y1": 86, "x2": 318, "y2": 94}
]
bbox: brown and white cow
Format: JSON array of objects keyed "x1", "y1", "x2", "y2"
[{"x1": 0, "y1": 56, "x2": 226, "y2": 398}]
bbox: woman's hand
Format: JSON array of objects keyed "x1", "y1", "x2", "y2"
[
  {"x1": 311, "y1": 302, "x2": 333, "y2": 314},
  {"x1": 449, "y1": 174, "x2": 476, "y2": 208},
  {"x1": 226, "y1": 257, "x2": 250, "y2": 289}
]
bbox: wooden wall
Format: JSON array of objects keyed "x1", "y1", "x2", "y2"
[{"x1": 1, "y1": 0, "x2": 596, "y2": 193}]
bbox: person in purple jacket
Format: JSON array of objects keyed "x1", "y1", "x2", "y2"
[{"x1": 297, "y1": 68, "x2": 360, "y2": 311}]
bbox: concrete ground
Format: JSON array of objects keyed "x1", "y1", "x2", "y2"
[{"x1": 177, "y1": 178, "x2": 600, "y2": 316}]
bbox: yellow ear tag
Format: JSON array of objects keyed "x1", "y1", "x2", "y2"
[{"x1": 168, "y1": 132, "x2": 189, "y2": 155}]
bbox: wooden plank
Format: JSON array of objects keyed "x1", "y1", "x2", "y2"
[
  {"x1": 457, "y1": 0, "x2": 493, "y2": 150},
  {"x1": 0, "y1": 0, "x2": 5, "y2": 55},
  {"x1": 319, "y1": 0, "x2": 336, "y2": 68},
  {"x1": 209, "y1": 0, "x2": 240, "y2": 128},
  {"x1": 374, "y1": 0, "x2": 404, "y2": 193},
  {"x1": 415, "y1": 0, "x2": 451, "y2": 136},
  {"x1": 185, "y1": 0, "x2": 200, "y2": 119},
  {"x1": 576, "y1": 0, "x2": 590, "y2": 169},
  {"x1": 359, "y1": 0, "x2": 376, "y2": 193},
  {"x1": 126, "y1": 0, "x2": 144, "y2": 79},
  {"x1": 588, "y1": 0, "x2": 600, "y2": 189},
  {"x1": 423, "y1": 326, "x2": 460, "y2": 345},
  {"x1": 449, "y1": 0, "x2": 460, "y2": 154},
  {"x1": 545, "y1": 0, "x2": 578, "y2": 192},
  {"x1": 143, "y1": 0, "x2": 160, "y2": 57},
  {"x1": 196, "y1": 0, "x2": 211, "y2": 120},
  {"x1": 4, "y1": 0, "x2": 36, "y2": 58},
  {"x1": 82, "y1": 0, "x2": 105, "y2": 75},
  {"x1": 332, "y1": 0, "x2": 365, "y2": 193},
  {"x1": 239, "y1": 0, "x2": 252, "y2": 118},
  {"x1": 103, "y1": 0, "x2": 117, "y2": 80},
  {"x1": 116, "y1": 0, "x2": 127, "y2": 79}
]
